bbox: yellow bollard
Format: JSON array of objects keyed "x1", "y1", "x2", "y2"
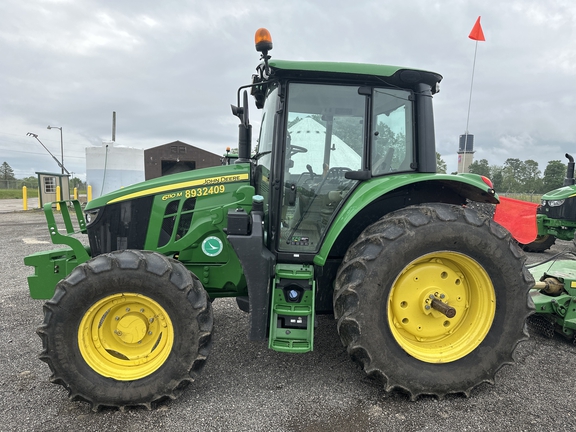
[
  {"x1": 23, "y1": 186, "x2": 28, "y2": 211},
  {"x1": 87, "y1": 185, "x2": 92, "y2": 202},
  {"x1": 56, "y1": 185, "x2": 61, "y2": 211},
  {"x1": 74, "y1": 187, "x2": 78, "y2": 200}
]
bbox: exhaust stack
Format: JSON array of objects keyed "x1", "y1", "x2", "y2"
[{"x1": 564, "y1": 153, "x2": 574, "y2": 186}]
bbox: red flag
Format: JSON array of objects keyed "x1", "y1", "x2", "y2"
[
  {"x1": 469, "y1": 16, "x2": 485, "y2": 41},
  {"x1": 493, "y1": 197, "x2": 538, "y2": 244}
]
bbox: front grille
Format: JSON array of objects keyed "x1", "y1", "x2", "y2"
[
  {"x1": 87, "y1": 196, "x2": 154, "y2": 255},
  {"x1": 541, "y1": 196, "x2": 576, "y2": 221}
]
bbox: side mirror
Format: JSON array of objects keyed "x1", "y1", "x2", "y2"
[
  {"x1": 231, "y1": 91, "x2": 252, "y2": 163},
  {"x1": 345, "y1": 170, "x2": 371, "y2": 181}
]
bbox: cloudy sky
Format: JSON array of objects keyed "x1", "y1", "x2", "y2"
[{"x1": 1, "y1": 0, "x2": 575, "y2": 180}]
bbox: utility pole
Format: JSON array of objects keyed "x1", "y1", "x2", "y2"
[{"x1": 47, "y1": 125, "x2": 64, "y2": 175}]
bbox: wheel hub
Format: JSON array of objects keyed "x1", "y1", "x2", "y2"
[
  {"x1": 388, "y1": 252, "x2": 495, "y2": 363},
  {"x1": 78, "y1": 293, "x2": 174, "y2": 380},
  {"x1": 421, "y1": 291, "x2": 454, "y2": 317},
  {"x1": 116, "y1": 314, "x2": 148, "y2": 344},
  {"x1": 391, "y1": 263, "x2": 463, "y2": 340}
]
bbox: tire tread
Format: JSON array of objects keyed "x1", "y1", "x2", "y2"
[
  {"x1": 37, "y1": 250, "x2": 213, "y2": 411},
  {"x1": 334, "y1": 203, "x2": 534, "y2": 400}
]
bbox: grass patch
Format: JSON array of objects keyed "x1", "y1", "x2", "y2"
[
  {"x1": 0, "y1": 189, "x2": 86, "y2": 200},
  {"x1": 0, "y1": 189, "x2": 39, "y2": 199}
]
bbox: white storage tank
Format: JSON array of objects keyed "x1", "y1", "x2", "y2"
[{"x1": 86, "y1": 141, "x2": 145, "y2": 199}]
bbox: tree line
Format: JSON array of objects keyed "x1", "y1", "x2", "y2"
[
  {"x1": 437, "y1": 154, "x2": 568, "y2": 194},
  {"x1": 465, "y1": 158, "x2": 567, "y2": 194},
  {"x1": 435, "y1": 155, "x2": 567, "y2": 193}
]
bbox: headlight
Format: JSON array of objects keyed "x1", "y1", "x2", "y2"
[
  {"x1": 548, "y1": 199, "x2": 565, "y2": 207},
  {"x1": 85, "y1": 209, "x2": 100, "y2": 225}
]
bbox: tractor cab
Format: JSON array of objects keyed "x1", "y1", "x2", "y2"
[{"x1": 236, "y1": 28, "x2": 441, "y2": 261}]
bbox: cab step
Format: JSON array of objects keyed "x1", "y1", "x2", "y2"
[{"x1": 268, "y1": 264, "x2": 315, "y2": 353}]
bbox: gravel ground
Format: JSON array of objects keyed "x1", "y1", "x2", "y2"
[{"x1": 1, "y1": 209, "x2": 576, "y2": 432}]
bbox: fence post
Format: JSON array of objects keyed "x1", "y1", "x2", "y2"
[{"x1": 23, "y1": 186, "x2": 28, "y2": 211}]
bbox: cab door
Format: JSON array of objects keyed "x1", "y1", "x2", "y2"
[{"x1": 278, "y1": 83, "x2": 366, "y2": 253}]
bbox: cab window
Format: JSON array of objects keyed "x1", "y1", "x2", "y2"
[{"x1": 371, "y1": 88, "x2": 414, "y2": 175}]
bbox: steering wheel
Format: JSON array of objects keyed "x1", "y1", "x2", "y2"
[
  {"x1": 289, "y1": 145, "x2": 308, "y2": 157},
  {"x1": 326, "y1": 167, "x2": 351, "y2": 180}
]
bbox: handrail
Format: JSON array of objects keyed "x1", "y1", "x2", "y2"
[{"x1": 44, "y1": 199, "x2": 91, "y2": 263}]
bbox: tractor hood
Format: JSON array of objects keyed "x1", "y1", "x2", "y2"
[
  {"x1": 541, "y1": 185, "x2": 576, "y2": 201},
  {"x1": 85, "y1": 163, "x2": 251, "y2": 210}
]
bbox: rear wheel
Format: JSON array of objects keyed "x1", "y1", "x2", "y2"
[
  {"x1": 37, "y1": 250, "x2": 213, "y2": 410},
  {"x1": 521, "y1": 234, "x2": 556, "y2": 252},
  {"x1": 334, "y1": 203, "x2": 534, "y2": 399}
]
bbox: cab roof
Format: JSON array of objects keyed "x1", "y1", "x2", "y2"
[{"x1": 267, "y1": 59, "x2": 442, "y2": 93}]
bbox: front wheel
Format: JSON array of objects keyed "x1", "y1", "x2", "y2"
[
  {"x1": 37, "y1": 250, "x2": 213, "y2": 410},
  {"x1": 334, "y1": 203, "x2": 534, "y2": 399},
  {"x1": 521, "y1": 234, "x2": 556, "y2": 252}
]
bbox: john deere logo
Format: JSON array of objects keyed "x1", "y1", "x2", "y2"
[{"x1": 202, "y1": 236, "x2": 223, "y2": 257}]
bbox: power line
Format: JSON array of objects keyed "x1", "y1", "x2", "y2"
[{"x1": 0, "y1": 146, "x2": 86, "y2": 159}]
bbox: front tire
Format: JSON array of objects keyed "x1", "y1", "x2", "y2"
[
  {"x1": 334, "y1": 203, "x2": 533, "y2": 399},
  {"x1": 521, "y1": 234, "x2": 556, "y2": 252},
  {"x1": 37, "y1": 250, "x2": 213, "y2": 410}
]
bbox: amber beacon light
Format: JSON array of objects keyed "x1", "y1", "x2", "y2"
[{"x1": 255, "y1": 28, "x2": 273, "y2": 53}]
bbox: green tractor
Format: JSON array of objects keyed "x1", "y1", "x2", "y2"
[
  {"x1": 24, "y1": 28, "x2": 533, "y2": 410},
  {"x1": 522, "y1": 153, "x2": 576, "y2": 252}
]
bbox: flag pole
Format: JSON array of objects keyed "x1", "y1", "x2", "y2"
[
  {"x1": 466, "y1": 41, "x2": 479, "y2": 137},
  {"x1": 461, "y1": 16, "x2": 485, "y2": 172},
  {"x1": 464, "y1": 40, "x2": 478, "y2": 155}
]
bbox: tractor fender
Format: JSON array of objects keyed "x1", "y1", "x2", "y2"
[{"x1": 314, "y1": 173, "x2": 497, "y2": 266}]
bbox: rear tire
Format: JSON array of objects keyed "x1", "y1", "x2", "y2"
[
  {"x1": 521, "y1": 234, "x2": 556, "y2": 252},
  {"x1": 37, "y1": 250, "x2": 213, "y2": 410},
  {"x1": 334, "y1": 203, "x2": 533, "y2": 399}
]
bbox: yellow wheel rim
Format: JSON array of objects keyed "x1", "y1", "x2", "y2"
[
  {"x1": 387, "y1": 252, "x2": 495, "y2": 363},
  {"x1": 78, "y1": 293, "x2": 174, "y2": 381}
]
